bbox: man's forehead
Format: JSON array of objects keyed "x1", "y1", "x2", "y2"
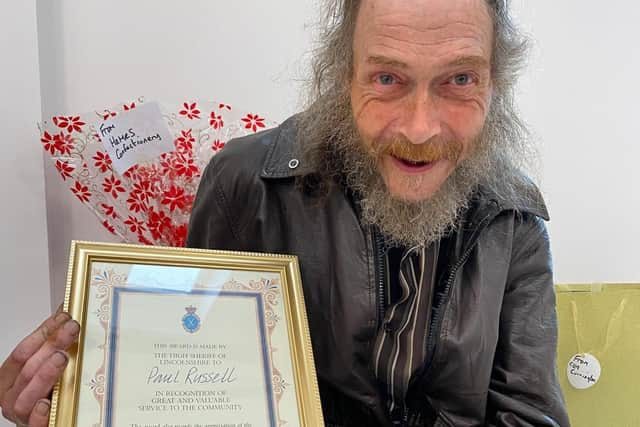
[
  {"x1": 359, "y1": 0, "x2": 491, "y2": 18},
  {"x1": 354, "y1": 0, "x2": 494, "y2": 63},
  {"x1": 357, "y1": 0, "x2": 492, "y2": 34}
]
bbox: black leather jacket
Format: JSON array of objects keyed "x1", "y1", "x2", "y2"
[{"x1": 186, "y1": 117, "x2": 570, "y2": 427}]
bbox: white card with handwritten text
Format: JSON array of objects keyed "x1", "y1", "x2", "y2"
[
  {"x1": 96, "y1": 101, "x2": 175, "y2": 174},
  {"x1": 567, "y1": 353, "x2": 601, "y2": 390}
]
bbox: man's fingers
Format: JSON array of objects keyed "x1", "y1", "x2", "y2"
[
  {"x1": 26, "y1": 311, "x2": 70, "y2": 355},
  {"x1": 0, "y1": 312, "x2": 70, "y2": 399},
  {"x1": 2, "y1": 320, "x2": 79, "y2": 423},
  {"x1": 18, "y1": 320, "x2": 80, "y2": 390},
  {"x1": 27, "y1": 399, "x2": 51, "y2": 427},
  {"x1": 13, "y1": 352, "x2": 68, "y2": 424},
  {"x1": 51, "y1": 319, "x2": 81, "y2": 349}
]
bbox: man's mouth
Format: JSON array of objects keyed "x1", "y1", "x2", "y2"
[
  {"x1": 391, "y1": 155, "x2": 437, "y2": 173},
  {"x1": 400, "y1": 158, "x2": 429, "y2": 167}
]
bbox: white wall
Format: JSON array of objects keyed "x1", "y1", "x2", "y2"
[
  {"x1": 0, "y1": 2, "x2": 51, "y2": 427},
  {"x1": 513, "y1": 1, "x2": 640, "y2": 283}
]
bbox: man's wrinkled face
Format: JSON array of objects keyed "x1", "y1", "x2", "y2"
[{"x1": 351, "y1": 0, "x2": 494, "y2": 202}]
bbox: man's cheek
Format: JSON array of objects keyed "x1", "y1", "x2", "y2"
[{"x1": 459, "y1": 137, "x2": 482, "y2": 163}]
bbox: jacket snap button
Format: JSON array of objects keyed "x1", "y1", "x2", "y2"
[
  {"x1": 384, "y1": 321, "x2": 395, "y2": 333},
  {"x1": 288, "y1": 159, "x2": 300, "y2": 169}
]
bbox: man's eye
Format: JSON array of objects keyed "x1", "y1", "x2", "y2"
[
  {"x1": 451, "y1": 74, "x2": 473, "y2": 86},
  {"x1": 377, "y1": 74, "x2": 396, "y2": 85}
]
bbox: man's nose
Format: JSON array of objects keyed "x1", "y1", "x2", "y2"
[{"x1": 400, "y1": 91, "x2": 442, "y2": 144}]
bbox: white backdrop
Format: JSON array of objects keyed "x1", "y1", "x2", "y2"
[
  {"x1": 1, "y1": 1, "x2": 639, "y2": 424},
  {"x1": 514, "y1": 1, "x2": 640, "y2": 284}
]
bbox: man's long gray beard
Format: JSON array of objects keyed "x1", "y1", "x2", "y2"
[{"x1": 335, "y1": 122, "x2": 497, "y2": 248}]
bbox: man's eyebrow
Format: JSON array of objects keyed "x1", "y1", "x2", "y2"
[
  {"x1": 366, "y1": 55, "x2": 409, "y2": 69},
  {"x1": 365, "y1": 55, "x2": 491, "y2": 70},
  {"x1": 446, "y1": 55, "x2": 491, "y2": 70}
]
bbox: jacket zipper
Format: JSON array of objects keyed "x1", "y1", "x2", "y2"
[
  {"x1": 371, "y1": 227, "x2": 386, "y2": 328},
  {"x1": 422, "y1": 210, "x2": 497, "y2": 379}
]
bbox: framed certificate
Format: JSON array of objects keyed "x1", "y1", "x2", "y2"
[{"x1": 50, "y1": 241, "x2": 324, "y2": 427}]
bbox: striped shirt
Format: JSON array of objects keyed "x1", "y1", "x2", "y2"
[{"x1": 373, "y1": 242, "x2": 440, "y2": 417}]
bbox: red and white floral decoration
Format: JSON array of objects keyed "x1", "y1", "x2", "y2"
[{"x1": 40, "y1": 98, "x2": 276, "y2": 247}]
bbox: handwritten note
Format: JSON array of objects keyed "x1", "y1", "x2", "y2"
[
  {"x1": 567, "y1": 353, "x2": 601, "y2": 390},
  {"x1": 96, "y1": 101, "x2": 175, "y2": 174}
]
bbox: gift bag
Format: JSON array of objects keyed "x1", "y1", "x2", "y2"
[{"x1": 556, "y1": 284, "x2": 640, "y2": 426}]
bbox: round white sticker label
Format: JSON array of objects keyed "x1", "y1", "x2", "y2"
[{"x1": 567, "y1": 353, "x2": 601, "y2": 389}]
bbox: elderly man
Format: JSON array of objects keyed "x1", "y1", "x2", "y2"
[{"x1": 1, "y1": 0, "x2": 569, "y2": 425}]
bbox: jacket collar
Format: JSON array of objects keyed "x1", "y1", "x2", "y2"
[
  {"x1": 260, "y1": 115, "x2": 313, "y2": 179},
  {"x1": 260, "y1": 116, "x2": 550, "y2": 221}
]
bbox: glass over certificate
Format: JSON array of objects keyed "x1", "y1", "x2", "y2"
[{"x1": 50, "y1": 241, "x2": 323, "y2": 427}]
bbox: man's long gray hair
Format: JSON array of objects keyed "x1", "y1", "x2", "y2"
[{"x1": 296, "y1": 0, "x2": 539, "y2": 246}]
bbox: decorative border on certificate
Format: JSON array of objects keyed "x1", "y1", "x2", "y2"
[{"x1": 49, "y1": 241, "x2": 324, "y2": 427}]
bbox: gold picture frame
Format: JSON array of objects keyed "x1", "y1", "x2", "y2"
[{"x1": 50, "y1": 241, "x2": 324, "y2": 427}]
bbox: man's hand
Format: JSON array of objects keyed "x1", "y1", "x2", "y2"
[{"x1": 0, "y1": 307, "x2": 80, "y2": 426}]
